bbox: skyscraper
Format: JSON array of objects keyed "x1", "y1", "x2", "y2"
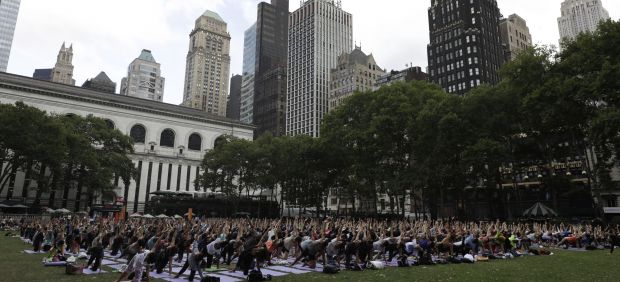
[
  {"x1": 0, "y1": 0, "x2": 20, "y2": 72},
  {"x1": 182, "y1": 10, "x2": 231, "y2": 117},
  {"x1": 253, "y1": 0, "x2": 290, "y2": 138},
  {"x1": 500, "y1": 14, "x2": 533, "y2": 61},
  {"x1": 287, "y1": 0, "x2": 353, "y2": 137},
  {"x1": 240, "y1": 23, "x2": 257, "y2": 124},
  {"x1": 227, "y1": 74, "x2": 242, "y2": 120},
  {"x1": 427, "y1": 0, "x2": 504, "y2": 96},
  {"x1": 51, "y1": 42, "x2": 75, "y2": 85},
  {"x1": 82, "y1": 71, "x2": 116, "y2": 94},
  {"x1": 558, "y1": 0, "x2": 610, "y2": 44},
  {"x1": 329, "y1": 46, "x2": 385, "y2": 112},
  {"x1": 120, "y1": 49, "x2": 165, "y2": 101}
]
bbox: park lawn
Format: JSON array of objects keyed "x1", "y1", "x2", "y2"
[{"x1": 2, "y1": 232, "x2": 619, "y2": 282}]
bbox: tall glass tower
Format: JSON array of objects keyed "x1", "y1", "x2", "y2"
[
  {"x1": 0, "y1": 0, "x2": 21, "y2": 72},
  {"x1": 286, "y1": 0, "x2": 353, "y2": 137}
]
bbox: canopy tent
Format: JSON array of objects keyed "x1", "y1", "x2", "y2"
[
  {"x1": 142, "y1": 214, "x2": 154, "y2": 219},
  {"x1": 156, "y1": 214, "x2": 168, "y2": 218},
  {"x1": 523, "y1": 202, "x2": 558, "y2": 217},
  {"x1": 173, "y1": 214, "x2": 183, "y2": 219},
  {"x1": 129, "y1": 213, "x2": 142, "y2": 218},
  {"x1": 43, "y1": 208, "x2": 55, "y2": 213}
]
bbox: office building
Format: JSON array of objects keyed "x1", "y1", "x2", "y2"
[
  {"x1": 240, "y1": 23, "x2": 256, "y2": 124},
  {"x1": 253, "y1": 0, "x2": 290, "y2": 137},
  {"x1": 558, "y1": 0, "x2": 610, "y2": 44},
  {"x1": 182, "y1": 10, "x2": 231, "y2": 117},
  {"x1": 0, "y1": 0, "x2": 20, "y2": 72},
  {"x1": 286, "y1": 0, "x2": 353, "y2": 137},
  {"x1": 82, "y1": 71, "x2": 116, "y2": 94},
  {"x1": 50, "y1": 42, "x2": 75, "y2": 85},
  {"x1": 227, "y1": 74, "x2": 242, "y2": 120},
  {"x1": 500, "y1": 14, "x2": 533, "y2": 61},
  {"x1": 374, "y1": 66, "x2": 427, "y2": 90},
  {"x1": 427, "y1": 0, "x2": 504, "y2": 95},
  {"x1": 120, "y1": 49, "x2": 165, "y2": 101}
]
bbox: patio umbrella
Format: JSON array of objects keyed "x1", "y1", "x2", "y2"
[
  {"x1": 156, "y1": 214, "x2": 168, "y2": 218},
  {"x1": 0, "y1": 204, "x2": 9, "y2": 208},
  {"x1": 55, "y1": 208, "x2": 71, "y2": 214},
  {"x1": 523, "y1": 202, "x2": 558, "y2": 217},
  {"x1": 142, "y1": 214, "x2": 154, "y2": 219},
  {"x1": 173, "y1": 214, "x2": 182, "y2": 219},
  {"x1": 44, "y1": 208, "x2": 55, "y2": 213},
  {"x1": 12, "y1": 204, "x2": 29, "y2": 209},
  {"x1": 129, "y1": 213, "x2": 142, "y2": 218}
]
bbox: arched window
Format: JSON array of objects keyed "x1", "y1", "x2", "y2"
[
  {"x1": 188, "y1": 133, "x2": 202, "y2": 151},
  {"x1": 130, "y1": 124, "x2": 146, "y2": 144},
  {"x1": 160, "y1": 129, "x2": 175, "y2": 148},
  {"x1": 104, "y1": 119, "x2": 115, "y2": 129},
  {"x1": 214, "y1": 135, "x2": 229, "y2": 150}
]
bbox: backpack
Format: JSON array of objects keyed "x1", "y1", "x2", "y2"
[
  {"x1": 323, "y1": 264, "x2": 340, "y2": 274},
  {"x1": 202, "y1": 276, "x2": 221, "y2": 282},
  {"x1": 397, "y1": 255, "x2": 409, "y2": 267},
  {"x1": 65, "y1": 263, "x2": 83, "y2": 275},
  {"x1": 248, "y1": 269, "x2": 271, "y2": 282}
]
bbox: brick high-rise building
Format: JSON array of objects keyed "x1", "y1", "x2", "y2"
[
  {"x1": 500, "y1": 14, "x2": 533, "y2": 61},
  {"x1": 182, "y1": 10, "x2": 231, "y2": 117},
  {"x1": 427, "y1": 0, "x2": 504, "y2": 96}
]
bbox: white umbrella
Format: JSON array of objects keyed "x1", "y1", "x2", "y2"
[
  {"x1": 173, "y1": 214, "x2": 182, "y2": 219},
  {"x1": 0, "y1": 204, "x2": 10, "y2": 208},
  {"x1": 55, "y1": 208, "x2": 71, "y2": 214},
  {"x1": 156, "y1": 214, "x2": 168, "y2": 218},
  {"x1": 142, "y1": 214, "x2": 154, "y2": 219},
  {"x1": 12, "y1": 204, "x2": 29, "y2": 209},
  {"x1": 44, "y1": 208, "x2": 55, "y2": 213},
  {"x1": 129, "y1": 213, "x2": 142, "y2": 218}
]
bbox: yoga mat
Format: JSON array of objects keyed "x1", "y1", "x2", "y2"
[
  {"x1": 218, "y1": 271, "x2": 247, "y2": 279},
  {"x1": 101, "y1": 259, "x2": 118, "y2": 265},
  {"x1": 203, "y1": 273, "x2": 242, "y2": 282},
  {"x1": 23, "y1": 250, "x2": 45, "y2": 254},
  {"x1": 106, "y1": 264, "x2": 125, "y2": 271},
  {"x1": 159, "y1": 277, "x2": 189, "y2": 282},
  {"x1": 171, "y1": 266, "x2": 183, "y2": 273},
  {"x1": 149, "y1": 271, "x2": 177, "y2": 279},
  {"x1": 82, "y1": 268, "x2": 106, "y2": 275},
  {"x1": 265, "y1": 265, "x2": 310, "y2": 274},
  {"x1": 259, "y1": 268, "x2": 289, "y2": 277},
  {"x1": 44, "y1": 261, "x2": 67, "y2": 266}
]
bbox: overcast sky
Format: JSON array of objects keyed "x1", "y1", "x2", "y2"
[{"x1": 7, "y1": 0, "x2": 620, "y2": 105}]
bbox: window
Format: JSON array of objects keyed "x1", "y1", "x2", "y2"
[
  {"x1": 188, "y1": 133, "x2": 202, "y2": 151},
  {"x1": 160, "y1": 129, "x2": 175, "y2": 148},
  {"x1": 130, "y1": 124, "x2": 146, "y2": 143}
]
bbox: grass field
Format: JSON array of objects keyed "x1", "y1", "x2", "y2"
[{"x1": 2, "y1": 232, "x2": 619, "y2": 282}]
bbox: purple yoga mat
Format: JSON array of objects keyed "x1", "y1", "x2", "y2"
[
  {"x1": 259, "y1": 268, "x2": 289, "y2": 277},
  {"x1": 265, "y1": 265, "x2": 310, "y2": 274},
  {"x1": 82, "y1": 268, "x2": 106, "y2": 275}
]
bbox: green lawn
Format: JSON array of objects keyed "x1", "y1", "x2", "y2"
[{"x1": 2, "y1": 232, "x2": 619, "y2": 282}]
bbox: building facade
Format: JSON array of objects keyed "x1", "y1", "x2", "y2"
[
  {"x1": 82, "y1": 71, "x2": 116, "y2": 94},
  {"x1": 120, "y1": 49, "x2": 165, "y2": 102},
  {"x1": 328, "y1": 47, "x2": 384, "y2": 112},
  {"x1": 427, "y1": 0, "x2": 504, "y2": 96},
  {"x1": 500, "y1": 14, "x2": 533, "y2": 61},
  {"x1": 227, "y1": 74, "x2": 242, "y2": 120},
  {"x1": 182, "y1": 10, "x2": 231, "y2": 117},
  {"x1": 253, "y1": 0, "x2": 289, "y2": 138},
  {"x1": 287, "y1": 0, "x2": 353, "y2": 137},
  {"x1": 558, "y1": 0, "x2": 609, "y2": 44},
  {"x1": 32, "y1": 68, "x2": 52, "y2": 81},
  {"x1": 240, "y1": 23, "x2": 257, "y2": 125},
  {"x1": 50, "y1": 43, "x2": 75, "y2": 85},
  {"x1": 0, "y1": 73, "x2": 253, "y2": 213},
  {"x1": 0, "y1": 0, "x2": 20, "y2": 72},
  {"x1": 374, "y1": 66, "x2": 428, "y2": 90}
]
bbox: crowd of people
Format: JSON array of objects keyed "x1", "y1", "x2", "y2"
[{"x1": 4, "y1": 216, "x2": 620, "y2": 281}]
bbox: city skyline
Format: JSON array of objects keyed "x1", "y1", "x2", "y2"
[{"x1": 5, "y1": 0, "x2": 620, "y2": 105}]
